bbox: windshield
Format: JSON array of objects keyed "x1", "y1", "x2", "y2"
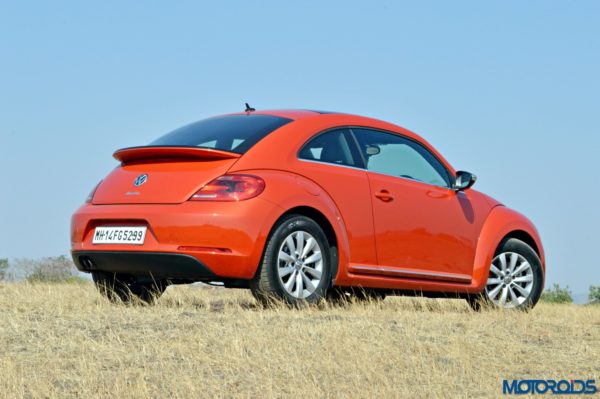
[{"x1": 150, "y1": 114, "x2": 292, "y2": 154}]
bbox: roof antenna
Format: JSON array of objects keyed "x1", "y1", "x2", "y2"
[{"x1": 245, "y1": 102, "x2": 256, "y2": 112}]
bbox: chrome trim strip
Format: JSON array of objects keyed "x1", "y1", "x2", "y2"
[
  {"x1": 297, "y1": 158, "x2": 366, "y2": 172},
  {"x1": 296, "y1": 125, "x2": 456, "y2": 188},
  {"x1": 349, "y1": 265, "x2": 472, "y2": 283},
  {"x1": 297, "y1": 152, "x2": 452, "y2": 190}
]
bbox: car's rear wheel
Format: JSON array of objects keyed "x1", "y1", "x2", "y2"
[
  {"x1": 251, "y1": 215, "x2": 332, "y2": 305},
  {"x1": 92, "y1": 271, "x2": 167, "y2": 304},
  {"x1": 467, "y1": 238, "x2": 544, "y2": 311}
]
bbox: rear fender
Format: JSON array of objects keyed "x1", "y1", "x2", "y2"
[{"x1": 240, "y1": 170, "x2": 350, "y2": 284}]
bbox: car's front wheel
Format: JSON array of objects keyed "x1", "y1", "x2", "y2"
[
  {"x1": 251, "y1": 215, "x2": 332, "y2": 305},
  {"x1": 468, "y1": 238, "x2": 544, "y2": 311},
  {"x1": 92, "y1": 271, "x2": 167, "y2": 304}
]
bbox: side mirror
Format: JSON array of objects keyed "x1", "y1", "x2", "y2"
[{"x1": 454, "y1": 171, "x2": 477, "y2": 191}]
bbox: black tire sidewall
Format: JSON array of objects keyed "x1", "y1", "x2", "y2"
[
  {"x1": 92, "y1": 271, "x2": 166, "y2": 304},
  {"x1": 265, "y1": 216, "x2": 332, "y2": 303},
  {"x1": 490, "y1": 238, "x2": 544, "y2": 310},
  {"x1": 92, "y1": 271, "x2": 128, "y2": 302}
]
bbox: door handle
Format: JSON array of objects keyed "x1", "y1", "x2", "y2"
[{"x1": 375, "y1": 190, "x2": 394, "y2": 202}]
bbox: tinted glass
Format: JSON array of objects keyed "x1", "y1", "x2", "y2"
[
  {"x1": 298, "y1": 129, "x2": 358, "y2": 167},
  {"x1": 150, "y1": 114, "x2": 292, "y2": 154},
  {"x1": 353, "y1": 128, "x2": 451, "y2": 187}
]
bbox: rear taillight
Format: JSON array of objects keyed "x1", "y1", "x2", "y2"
[
  {"x1": 86, "y1": 181, "x2": 102, "y2": 203},
  {"x1": 190, "y1": 174, "x2": 265, "y2": 202}
]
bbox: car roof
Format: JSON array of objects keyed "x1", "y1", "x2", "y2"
[
  {"x1": 226, "y1": 109, "x2": 457, "y2": 176},
  {"x1": 227, "y1": 109, "x2": 411, "y2": 128},
  {"x1": 227, "y1": 109, "x2": 338, "y2": 120},
  {"x1": 226, "y1": 109, "x2": 428, "y2": 145}
]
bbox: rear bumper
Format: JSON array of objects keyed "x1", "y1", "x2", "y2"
[
  {"x1": 73, "y1": 251, "x2": 217, "y2": 280},
  {"x1": 70, "y1": 199, "x2": 284, "y2": 280}
]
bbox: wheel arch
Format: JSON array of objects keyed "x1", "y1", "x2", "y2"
[
  {"x1": 501, "y1": 230, "x2": 541, "y2": 259},
  {"x1": 242, "y1": 170, "x2": 351, "y2": 286},
  {"x1": 472, "y1": 206, "x2": 545, "y2": 291},
  {"x1": 268, "y1": 206, "x2": 340, "y2": 286}
]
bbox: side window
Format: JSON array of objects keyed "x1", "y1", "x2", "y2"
[
  {"x1": 298, "y1": 129, "x2": 358, "y2": 167},
  {"x1": 352, "y1": 128, "x2": 451, "y2": 188}
]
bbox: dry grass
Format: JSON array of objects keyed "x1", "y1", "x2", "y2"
[{"x1": 0, "y1": 283, "x2": 598, "y2": 398}]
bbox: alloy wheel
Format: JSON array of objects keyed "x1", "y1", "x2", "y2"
[
  {"x1": 277, "y1": 230, "x2": 323, "y2": 299},
  {"x1": 485, "y1": 252, "x2": 534, "y2": 308}
]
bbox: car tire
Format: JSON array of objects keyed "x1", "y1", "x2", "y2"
[
  {"x1": 92, "y1": 271, "x2": 167, "y2": 304},
  {"x1": 467, "y1": 238, "x2": 544, "y2": 311},
  {"x1": 251, "y1": 215, "x2": 332, "y2": 305}
]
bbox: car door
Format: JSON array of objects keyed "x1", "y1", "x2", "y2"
[
  {"x1": 297, "y1": 128, "x2": 378, "y2": 268},
  {"x1": 351, "y1": 128, "x2": 482, "y2": 282}
]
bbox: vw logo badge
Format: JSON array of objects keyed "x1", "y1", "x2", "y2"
[{"x1": 134, "y1": 174, "x2": 148, "y2": 187}]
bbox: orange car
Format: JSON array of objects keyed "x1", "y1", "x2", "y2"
[{"x1": 71, "y1": 109, "x2": 545, "y2": 309}]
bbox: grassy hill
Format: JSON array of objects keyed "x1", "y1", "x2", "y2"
[{"x1": 1, "y1": 283, "x2": 598, "y2": 398}]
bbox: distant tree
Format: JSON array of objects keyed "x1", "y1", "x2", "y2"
[
  {"x1": 26, "y1": 255, "x2": 77, "y2": 283},
  {"x1": 0, "y1": 258, "x2": 8, "y2": 281},
  {"x1": 541, "y1": 283, "x2": 573, "y2": 304},
  {"x1": 589, "y1": 285, "x2": 600, "y2": 305}
]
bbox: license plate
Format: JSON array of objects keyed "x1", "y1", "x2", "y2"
[{"x1": 92, "y1": 226, "x2": 147, "y2": 245}]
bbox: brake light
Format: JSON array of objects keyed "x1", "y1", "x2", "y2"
[
  {"x1": 86, "y1": 181, "x2": 102, "y2": 203},
  {"x1": 190, "y1": 175, "x2": 265, "y2": 201}
]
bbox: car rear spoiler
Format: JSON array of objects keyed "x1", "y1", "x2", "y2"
[{"x1": 113, "y1": 146, "x2": 242, "y2": 163}]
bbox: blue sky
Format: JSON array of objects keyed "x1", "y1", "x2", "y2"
[{"x1": 0, "y1": 1, "x2": 598, "y2": 295}]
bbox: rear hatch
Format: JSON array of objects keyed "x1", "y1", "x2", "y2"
[
  {"x1": 92, "y1": 147, "x2": 240, "y2": 204},
  {"x1": 92, "y1": 113, "x2": 293, "y2": 205}
]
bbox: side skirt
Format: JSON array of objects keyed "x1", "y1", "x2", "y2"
[{"x1": 348, "y1": 265, "x2": 472, "y2": 284}]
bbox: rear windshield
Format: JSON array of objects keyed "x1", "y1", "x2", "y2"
[{"x1": 150, "y1": 114, "x2": 292, "y2": 154}]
